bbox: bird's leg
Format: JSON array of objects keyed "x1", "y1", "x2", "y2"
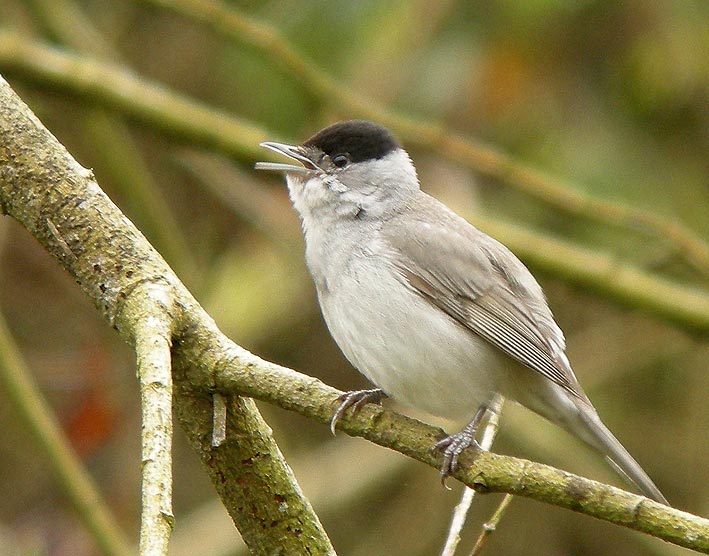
[
  {"x1": 330, "y1": 388, "x2": 387, "y2": 434},
  {"x1": 434, "y1": 403, "x2": 492, "y2": 483}
]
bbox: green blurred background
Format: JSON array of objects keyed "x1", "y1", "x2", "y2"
[{"x1": 0, "y1": 1, "x2": 707, "y2": 555}]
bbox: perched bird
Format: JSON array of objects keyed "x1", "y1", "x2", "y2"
[{"x1": 256, "y1": 120, "x2": 667, "y2": 504}]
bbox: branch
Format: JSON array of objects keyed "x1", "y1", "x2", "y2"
[
  {"x1": 0, "y1": 75, "x2": 336, "y2": 555},
  {"x1": 172, "y1": 388, "x2": 336, "y2": 555},
  {"x1": 0, "y1": 31, "x2": 267, "y2": 159},
  {"x1": 145, "y1": 0, "x2": 709, "y2": 278},
  {"x1": 168, "y1": 440, "x2": 408, "y2": 556},
  {"x1": 1, "y1": 74, "x2": 707, "y2": 552},
  {"x1": 132, "y1": 285, "x2": 176, "y2": 556},
  {"x1": 187, "y1": 339, "x2": 709, "y2": 552}
]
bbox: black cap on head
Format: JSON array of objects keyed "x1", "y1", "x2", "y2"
[{"x1": 303, "y1": 120, "x2": 401, "y2": 163}]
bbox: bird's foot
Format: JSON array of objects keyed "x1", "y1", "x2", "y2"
[
  {"x1": 330, "y1": 388, "x2": 387, "y2": 435},
  {"x1": 433, "y1": 430, "x2": 482, "y2": 487},
  {"x1": 432, "y1": 404, "x2": 490, "y2": 487}
]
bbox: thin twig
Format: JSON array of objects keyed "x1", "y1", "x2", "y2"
[
  {"x1": 443, "y1": 487, "x2": 477, "y2": 556},
  {"x1": 441, "y1": 395, "x2": 505, "y2": 556},
  {"x1": 211, "y1": 392, "x2": 227, "y2": 447},
  {"x1": 470, "y1": 494, "x2": 514, "y2": 556}
]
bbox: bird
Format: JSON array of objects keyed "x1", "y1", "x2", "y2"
[{"x1": 255, "y1": 119, "x2": 667, "y2": 504}]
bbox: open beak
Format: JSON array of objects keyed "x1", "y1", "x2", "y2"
[{"x1": 255, "y1": 142, "x2": 319, "y2": 174}]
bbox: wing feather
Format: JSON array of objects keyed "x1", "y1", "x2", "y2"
[{"x1": 383, "y1": 195, "x2": 584, "y2": 400}]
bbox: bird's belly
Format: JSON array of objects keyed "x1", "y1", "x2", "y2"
[{"x1": 319, "y1": 268, "x2": 503, "y2": 420}]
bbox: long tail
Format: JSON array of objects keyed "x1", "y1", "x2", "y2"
[{"x1": 565, "y1": 403, "x2": 668, "y2": 505}]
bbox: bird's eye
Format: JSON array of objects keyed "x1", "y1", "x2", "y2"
[{"x1": 332, "y1": 154, "x2": 349, "y2": 168}]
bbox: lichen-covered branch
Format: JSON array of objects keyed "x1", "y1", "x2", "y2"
[
  {"x1": 182, "y1": 338, "x2": 709, "y2": 553},
  {"x1": 131, "y1": 285, "x2": 176, "y2": 556}
]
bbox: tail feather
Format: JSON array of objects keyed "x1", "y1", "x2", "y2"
[{"x1": 571, "y1": 405, "x2": 668, "y2": 505}]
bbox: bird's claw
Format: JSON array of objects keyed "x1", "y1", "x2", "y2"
[
  {"x1": 433, "y1": 431, "x2": 482, "y2": 488},
  {"x1": 329, "y1": 388, "x2": 386, "y2": 435}
]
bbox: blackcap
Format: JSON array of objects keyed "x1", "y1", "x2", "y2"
[{"x1": 255, "y1": 120, "x2": 667, "y2": 504}]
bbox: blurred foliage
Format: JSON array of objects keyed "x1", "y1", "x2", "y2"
[{"x1": 0, "y1": 1, "x2": 707, "y2": 555}]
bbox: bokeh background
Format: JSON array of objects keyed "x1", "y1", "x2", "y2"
[{"x1": 0, "y1": 1, "x2": 707, "y2": 555}]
